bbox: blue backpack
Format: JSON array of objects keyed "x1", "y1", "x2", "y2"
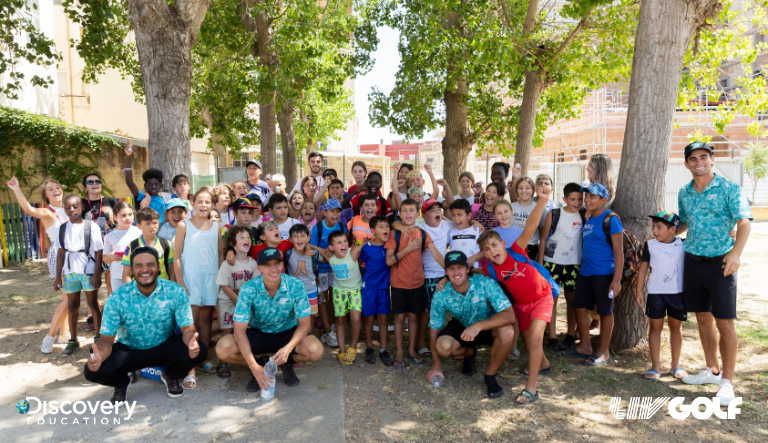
[{"x1": 485, "y1": 247, "x2": 561, "y2": 300}]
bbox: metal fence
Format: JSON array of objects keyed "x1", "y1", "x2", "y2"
[{"x1": 190, "y1": 174, "x2": 219, "y2": 191}]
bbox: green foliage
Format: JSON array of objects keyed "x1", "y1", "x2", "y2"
[
  {"x1": 0, "y1": 0, "x2": 61, "y2": 99},
  {"x1": 744, "y1": 141, "x2": 768, "y2": 201},
  {"x1": 0, "y1": 107, "x2": 119, "y2": 196}
]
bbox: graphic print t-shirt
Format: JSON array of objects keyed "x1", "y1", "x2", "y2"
[
  {"x1": 543, "y1": 209, "x2": 583, "y2": 265},
  {"x1": 482, "y1": 242, "x2": 551, "y2": 305},
  {"x1": 216, "y1": 257, "x2": 260, "y2": 301}
]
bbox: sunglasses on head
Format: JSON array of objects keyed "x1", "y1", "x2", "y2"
[{"x1": 86, "y1": 180, "x2": 102, "y2": 185}]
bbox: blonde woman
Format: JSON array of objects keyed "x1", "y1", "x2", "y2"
[{"x1": 584, "y1": 154, "x2": 615, "y2": 209}]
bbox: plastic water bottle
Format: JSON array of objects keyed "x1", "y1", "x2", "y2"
[
  {"x1": 431, "y1": 374, "x2": 443, "y2": 388},
  {"x1": 608, "y1": 290, "x2": 615, "y2": 299},
  {"x1": 261, "y1": 358, "x2": 277, "y2": 400}
]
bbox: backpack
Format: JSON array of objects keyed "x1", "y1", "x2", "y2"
[
  {"x1": 600, "y1": 211, "x2": 642, "y2": 284},
  {"x1": 548, "y1": 207, "x2": 587, "y2": 238},
  {"x1": 392, "y1": 228, "x2": 426, "y2": 269},
  {"x1": 127, "y1": 237, "x2": 172, "y2": 275},
  {"x1": 316, "y1": 220, "x2": 347, "y2": 244},
  {"x1": 59, "y1": 220, "x2": 95, "y2": 271},
  {"x1": 486, "y1": 246, "x2": 561, "y2": 300},
  {"x1": 284, "y1": 247, "x2": 319, "y2": 277}
]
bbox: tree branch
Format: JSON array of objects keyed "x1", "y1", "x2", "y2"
[
  {"x1": 499, "y1": 0, "x2": 512, "y2": 30},
  {"x1": 547, "y1": 12, "x2": 591, "y2": 64},
  {"x1": 522, "y1": 0, "x2": 540, "y2": 39}
]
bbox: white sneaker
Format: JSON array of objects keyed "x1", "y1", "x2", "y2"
[
  {"x1": 716, "y1": 381, "x2": 736, "y2": 406},
  {"x1": 41, "y1": 336, "x2": 54, "y2": 354},
  {"x1": 373, "y1": 325, "x2": 379, "y2": 332},
  {"x1": 682, "y1": 368, "x2": 722, "y2": 385},
  {"x1": 321, "y1": 332, "x2": 339, "y2": 348}
]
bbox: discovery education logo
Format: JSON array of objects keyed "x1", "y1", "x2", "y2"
[
  {"x1": 610, "y1": 397, "x2": 742, "y2": 420},
  {"x1": 15, "y1": 397, "x2": 137, "y2": 425}
]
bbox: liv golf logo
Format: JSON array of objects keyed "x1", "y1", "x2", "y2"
[{"x1": 610, "y1": 397, "x2": 742, "y2": 420}]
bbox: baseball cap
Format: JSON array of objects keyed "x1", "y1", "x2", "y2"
[
  {"x1": 165, "y1": 198, "x2": 188, "y2": 212},
  {"x1": 245, "y1": 159, "x2": 263, "y2": 169},
  {"x1": 684, "y1": 141, "x2": 713, "y2": 160},
  {"x1": 444, "y1": 251, "x2": 469, "y2": 269},
  {"x1": 257, "y1": 247, "x2": 282, "y2": 265},
  {"x1": 648, "y1": 211, "x2": 681, "y2": 228},
  {"x1": 244, "y1": 193, "x2": 263, "y2": 206},
  {"x1": 422, "y1": 198, "x2": 441, "y2": 212},
  {"x1": 580, "y1": 183, "x2": 609, "y2": 199},
  {"x1": 232, "y1": 198, "x2": 258, "y2": 211},
  {"x1": 322, "y1": 198, "x2": 342, "y2": 211}
]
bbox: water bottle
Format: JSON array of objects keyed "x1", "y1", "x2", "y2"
[
  {"x1": 261, "y1": 358, "x2": 277, "y2": 400},
  {"x1": 431, "y1": 374, "x2": 443, "y2": 388}
]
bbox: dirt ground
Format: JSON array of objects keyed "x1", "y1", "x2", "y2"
[{"x1": 1, "y1": 224, "x2": 767, "y2": 442}]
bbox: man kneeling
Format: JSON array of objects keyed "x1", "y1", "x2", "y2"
[
  {"x1": 85, "y1": 247, "x2": 206, "y2": 402},
  {"x1": 427, "y1": 251, "x2": 515, "y2": 398},
  {"x1": 216, "y1": 248, "x2": 323, "y2": 393}
]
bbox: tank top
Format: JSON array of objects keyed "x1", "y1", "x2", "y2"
[
  {"x1": 45, "y1": 205, "x2": 69, "y2": 243},
  {"x1": 181, "y1": 221, "x2": 220, "y2": 274},
  {"x1": 329, "y1": 251, "x2": 362, "y2": 290}
]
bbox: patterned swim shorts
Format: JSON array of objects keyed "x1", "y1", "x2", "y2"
[
  {"x1": 332, "y1": 287, "x2": 362, "y2": 317},
  {"x1": 543, "y1": 262, "x2": 580, "y2": 292}
]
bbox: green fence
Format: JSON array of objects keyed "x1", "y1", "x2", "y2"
[{"x1": 191, "y1": 174, "x2": 218, "y2": 191}]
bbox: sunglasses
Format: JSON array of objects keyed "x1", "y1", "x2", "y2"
[{"x1": 86, "y1": 180, "x2": 102, "y2": 185}]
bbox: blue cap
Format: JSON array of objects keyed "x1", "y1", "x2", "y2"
[
  {"x1": 165, "y1": 198, "x2": 189, "y2": 212},
  {"x1": 322, "y1": 198, "x2": 342, "y2": 211},
  {"x1": 581, "y1": 183, "x2": 609, "y2": 199}
]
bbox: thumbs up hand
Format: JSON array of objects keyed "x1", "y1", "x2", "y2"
[
  {"x1": 188, "y1": 332, "x2": 200, "y2": 359},
  {"x1": 87, "y1": 345, "x2": 103, "y2": 371}
]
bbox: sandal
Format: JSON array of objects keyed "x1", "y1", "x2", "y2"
[
  {"x1": 515, "y1": 388, "x2": 540, "y2": 404},
  {"x1": 394, "y1": 359, "x2": 407, "y2": 370},
  {"x1": 521, "y1": 366, "x2": 552, "y2": 377},
  {"x1": 589, "y1": 319, "x2": 600, "y2": 331},
  {"x1": 337, "y1": 352, "x2": 353, "y2": 365},
  {"x1": 407, "y1": 353, "x2": 425, "y2": 366},
  {"x1": 345, "y1": 347, "x2": 357, "y2": 363},
  {"x1": 417, "y1": 347, "x2": 432, "y2": 357},
  {"x1": 508, "y1": 349, "x2": 520, "y2": 360},
  {"x1": 670, "y1": 367, "x2": 688, "y2": 379},
  {"x1": 198, "y1": 362, "x2": 217, "y2": 373},
  {"x1": 645, "y1": 369, "x2": 660, "y2": 380},
  {"x1": 182, "y1": 374, "x2": 197, "y2": 390},
  {"x1": 217, "y1": 363, "x2": 231, "y2": 379}
]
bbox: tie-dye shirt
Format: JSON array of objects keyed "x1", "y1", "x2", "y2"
[
  {"x1": 233, "y1": 274, "x2": 311, "y2": 333},
  {"x1": 429, "y1": 274, "x2": 511, "y2": 330}
]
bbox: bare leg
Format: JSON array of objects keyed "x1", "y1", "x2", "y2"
[
  {"x1": 488, "y1": 325, "x2": 513, "y2": 375},
  {"x1": 564, "y1": 290, "x2": 577, "y2": 336},
  {"x1": 377, "y1": 314, "x2": 389, "y2": 350},
  {"x1": 394, "y1": 313, "x2": 406, "y2": 367},
  {"x1": 67, "y1": 291, "x2": 81, "y2": 341},
  {"x1": 105, "y1": 271, "x2": 112, "y2": 296},
  {"x1": 548, "y1": 296, "x2": 559, "y2": 339},
  {"x1": 198, "y1": 306, "x2": 213, "y2": 349},
  {"x1": 47, "y1": 292, "x2": 69, "y2": 337},
  {"x1": 648, "y1": 318, "x2": 664, "y2": 373},
  {"x1": 319, "y1": 299, "x2": 332, "y2": 333},
  {"x1": 349, "y1": 310, "x2": 362, "y2": 349},
  {"x1": 415, "y1": 311, "x2": 430, "y2": 351},
  {"x1": 590, "y1": 314, "x2": 614, "y2": 362},
  {"x1": 406, "y1": 312, "x2": 421, "y2": 362},
  {"x1": 336, "y1": 315, "x2": 347, "y2": 355},
  {"x1": 364, "y1": 315, "x2": 375, "y2": 349},
  {"x1": 715, "y1": 317, "x2": 737, "y2": 382},
  {"x1": 695, "y1": 312, "x2": 720, "y2": 374},
  {"x1": 571, "y1": 307, "x2": 593, "y2": 356},
  {"x1": 668, "y1": 318, "x2": 683, "y2": 371},
  {"x1": 512, "y1": 322, "x2": 520, "y2": 353},
  {"x1": 84, "y1": 290, "x2": 101, "y2": 336},
  {"x1": 293, "y1": 335, "x2": 324, "y2": 362},
  {"x1": 519, "y1": 320, "x2": 549, "y2": 402},
  {"x1": 187, "y1": 305, "x2": 201, "y2": 387}
]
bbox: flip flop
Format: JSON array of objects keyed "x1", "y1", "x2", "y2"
[
  {"x1": 417, "y1": 347, "x2": 432, "y2": 357},
  {"x1": 644, "y1": 369, "x2": 660, "y2": 380},
  {"x1": 559, "y1": 347, "x2": 592, "y2": 358},
  {"x1": 182, "y1": 374, "x2": 197, "y2": 389},
  {"x1": 407, "y1": 354, "x2": 425, "y2": 366},
  {"x1": 515, "y1": 388, "x2": 540, "y2": 405},
  {"x1": 584, "y1": 355, "x2": 613, "y2": 366},
  {"x1": 197, "y1": 362, "x2": 217, "y2": 373},
  {"x1": 394, "y1": 359, "x2": 407, "y2": 370},
  {"x1": 521, "y1": 366, "x2": 553, "y2": 377},
  {"x1": 670, "y1": 367, "x2": 688, "y2": 379},
  {"x1": 217, "y1": 363, "x2": 231, "y2": 379}
]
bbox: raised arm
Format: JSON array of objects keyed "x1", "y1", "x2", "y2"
[
  {"x1": 538, "y1": 210, "x2": 553, "y2": 265},
  {"x1": 391, "y1": 178, "x2": 405, "y2": 211},
  {"x1": 6, "y1": 177, "x2": 55, "y2": 225},
  {"x1": 424, "y1": 164, "x2": 439, "y2": 200},
  {"x1": 438, "y1": 178, "x2": 454, "y2": 210},
  {"x1": 515, "y1": 185, "x2": 550, "y2": 249},
  {"x1": 124, "y1": 140, "x2": 139, "y2": 198},
  {"x1": 174, "y1": 221, "x2": 188, "y2": 292}
]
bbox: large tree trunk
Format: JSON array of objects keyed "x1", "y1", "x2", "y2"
[
  {"x1": 442, "y1": 77, "x2": 473, "y2": 190},
  {"x1": 129, "y1": 0, "x2": 211, "y2": 190},
  {"x1": 277, "y1": 99, "x2": 298, "y2": 190},
  {"x1": 513, "y1": 69, "x2": 545, "y2": 177},
  {"x1": 259, "y1": 96, "x2": 278, "y2": 175},
  {"x1": 612, "y1": 0, "x2": 722, "y2": 350}
]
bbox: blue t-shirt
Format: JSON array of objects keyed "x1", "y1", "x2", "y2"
[
  {"x1": 494, "y1": 225, "x2": 525, "y2": 248},
  {"x1": 310, "y1": 220, "x2": 345, "y2": 274},
  {"x1": 359, "y1": 243, "x2": 391, "y2": 289},
  {"x1": 137, "y1": 191, "x2": 167, "y2": 224},
  {"x1": 580, "y1": 210, "x2": 623, "y2": 276}
]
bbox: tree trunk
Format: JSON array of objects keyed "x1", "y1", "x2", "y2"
[
  {"x1": 259, "y1": 95, "x2": 278, "y2": 175},
  {"x1": 612, "y1": 0, "x2": 722, "y2": 351},
  {"x1": 277, "y1": 99, "x2": 298, "y2": 190},
  {"x1": 201, "y1": 106, "x2": 230, "y2": 168},
  {"x1": 129, "y1": 0, "x2": 211, "y2": 190},
  {"x1": 442, "y1": 77, "x2": 473, "y2": 190},
  {"x1": 513, "y1": 69, "x2": 545, "y2": 177}
]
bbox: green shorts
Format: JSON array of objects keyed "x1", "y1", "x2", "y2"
[
  {"x1": 543, "y1": 262, "x2": 580, "y2": 292},
  {"x1": 333, "y1": 287, "x2": 362, "y2": 317},
  {"x1": 63, "y1": 273, "x2": 95, "y2": 294}
]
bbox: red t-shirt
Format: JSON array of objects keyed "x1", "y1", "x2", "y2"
[
  {"x1": 249, "y1": 240, "x2": 293, "y2": 262},
  {"x1": 482, "y1": 242, "x2": 551, "y2": 305},
  {"x1": 350, "y1": 191, "x2": 390, "y2": 216}
]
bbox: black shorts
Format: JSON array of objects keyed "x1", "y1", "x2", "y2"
[
  {"x1": 246, "y1": 326, "x2": 299, "y2": 356},
  {"x1": 646, "y1": 293, "x2": 687, "y2": 321},
  {"x1": 683, "y1": 254, "x2": 737, "y2": 319},
  {"x1": 437, "y1": 319, "x2": 495, "y2": 348},
  {"x1": 391, "y1": 286, "x2": 426, "y2": 315},
  {"x1": 526, "y1": 244, "x2": 539, "y2": 261},
  {"x1": 423, "y1": 277, "x2": 443, "y2": 312},
  {"x1": 574, "y1": 274, "x2": 614, "y2": 316}
]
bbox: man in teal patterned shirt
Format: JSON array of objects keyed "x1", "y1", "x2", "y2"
[
  {"x1": 216, "y1": 247, "x2": 323, "y2": 393},
  {"x1": 85, "y1": 247, "x2": 205, "y2": 403},
  {"x1": 677, "y1": 142, "x2": 752, "y2": 407},
  {"x1": 426, "y1": 251, "x2": 516, "y2": 398}
]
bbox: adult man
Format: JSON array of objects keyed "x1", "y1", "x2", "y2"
[
  {"x1": 290, "y1": 151, "x2": 325, "y2": 194},
  {"x1": 677, "y1": 141, "x2": 752, "y2": 406},
  {"x1": 216, "y1": 248, "x2": 324, "y2": 393},
  {"x1": 426, "y1": 251, "x2": 516, "y2": 398},
  {"x1": 246, "y1": 160, "x2": 273, "y2": 204},
  {"x1": 84, "y1": 247, "x2": 205, "y2": 402}
]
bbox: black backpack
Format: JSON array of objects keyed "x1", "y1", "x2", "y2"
[
  {"x1": 59, "y1": 220, "x2": 95, "y2": 271},
  {"x1": 392, "y1": 228, "x2": 426, "y2": 267},
  {"x1": 548, "y1": 207, "x2": 587, "y2": 238},
  {"x1": 127, "y1": 237, "x2": 172, "y2": 275}
]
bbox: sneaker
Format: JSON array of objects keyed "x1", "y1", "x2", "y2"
[
  {"x1": 128, "y1": 371, "x2": 138, "y2": 384},
  {"x1": 62, "y1": 339, "x2": 80, "y2": 356},
  {"x1": 485, "y1": 374, "x2": 503, "y2": 398},
  {"x1": 56, "y1": 332, "x2": 85, "y2": 344},
  {"x1": 379, "y1": 349, "x2": 394, "y2": 366},
  {"x1": 373, "y1": 325, "x2": 379, "y2": 332},
  {"x1": 246, "y1": 375, "x2": 260, "y2": 393},
  {"x1": 462, "y1": 346, "x2": 477, "y2": 376},
  {"x1": 682, "y1": 368, "x2": 722, "y2": 385},
  {"x1": 716, "y1": 380, "x2": 736, "y2": 406},
  {"x1": 86, "y1": 316, "x2": 95, "y2": 331},
  {"x1": 321, "y1": 332, "x2": 339, "y2": 347},
  {"x1": 160, "y1": 372, "x2": 184, "y2": 398},
  {"x1": 111, "y1": 378, "x2": 131, "y2": 404},
  {"x1": 41, "y1": 336, "x2": 54, "y2": 354},
  {"x1": 280, "y1": 363, "x2": 300, "y2": 387},
  {"x1": 365, "y1": 347, "x2": 376, "y2": 364}
]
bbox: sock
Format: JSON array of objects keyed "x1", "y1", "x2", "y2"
[
  {"x1": 285, "y1": 354, "x2": 297, "y2": 366},
  {"x1": 88, "y1": 315, "x2": 93, "y2": 319},
  {"x1": 709, "y1": 367, "x2": 721, "y2": 376}
]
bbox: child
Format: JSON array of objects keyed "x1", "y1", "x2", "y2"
[
  {"x1": 124, "y1": 140, "x2": 166, "y2": 223},
  {"x1": 285, "y1": 224, "x2": 320, "y2": 316},
  {"x1": 290, "y1": 192, "x2": 305, "y2": 214},
  {"x1": 448, "y1": 199, "x2": 485, "y2": 267},
  {"x1": 474, "y1": 185, "x2": 554, "y2": 405},
  {"x1": 472, "y1": 182, "x2": 505, "y2": 231},
  {"x1": 299, "y1": 200, "x2": 318, "y2": 230},
  {"x1": 54, "y1": 195, "x2": 104, "y2": 355},
  {"x1": 318, "y1": 179, "x2": 352, "y2": 227},
  {"x1": 347, "y1": 194, "x2": 377, "y2": 246},
  {"x1": 359, "y1": 215, "x2": 394, "y2": 365},
  {"x1": 247, "y1": 195, "x2": 265, "y2": 228},
  {"x1": 493, "y1": 200, "x2": 524, "y2": 249},
  {"x1": 174, "y1": 189, "x2": 224, "y2": 386},
  {"x1": 535, "y1": 174, "x2": 555, "y2": 211},
  {"x1": 540, "y1": 183, "x2": 585, "y2": 352},
  {"x1": 268, "y1": 193, "x2": 300, "y2": 240},
  {"x1": 326, "y1": 230, "x2": 365, "y2": 364},
  {"x1": 635, "y1": 212, "x2": 687, "y2": 381},
  {"x1": 511, "y1": 177, "x2": 549, "y2": 260},
  {"x1": 103, "y1": 202, "x2": 141, "y2": 293},
  {"x1": 345, "y1": 171, "x2": 389, "y2": 216},
  {"x1": 310, "y1": 199, "x2": 346, "y2": 347},
  {"x1": 158, "y1": 198, "x2": 189, "y2": 242},
  {"x1": 213, "y1": 184, "x2": 234, "y2": 226},
  {"x1": 232, "y1": 180, "x2": 250, "y2": 199},
  {"x1": 169, "y1": 174, "x2": 193, "y2": 218},
  {"x1": 564, "y1": 183, "x2": 623, "y2": 367},
  {"x1": 216, "y1": 225, "x2": 259, "y2": 378},
  {"x1": 249, "y1": 220, "x2": 294, "y2": 259},
  {"x1": 301, "y1": 176, "x2": 318, "y2": 201},
  {"x1": 385, "y1": 198, "x2": 443, "y2": 369},
  {"x1": 210, "y1": 208, "x2": 222, "y2": 224},
  {"x1": 122, "y1": 208, "x2": 175, "y2": 283}
]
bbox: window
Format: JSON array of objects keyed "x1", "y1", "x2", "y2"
[
  {"x1": 719, "y1": 78, "x2": 729, "y2": 89},
  {"x1": 232, "y1": 153, "x2": 250, "y2": 168},
  {"x1": 579, "y1": 148, "x2": 587, "y2": 161},
  {"x1": 557, "y1": 152, "x2": 565, "y2": 163}
]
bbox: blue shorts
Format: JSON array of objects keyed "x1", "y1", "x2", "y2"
[
  {"x1": 63, "y1": 273, "x2": 95, "y2": 294},
  {"x1": 362, "y1": 288, "x2": 390, "y2": 317}
]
